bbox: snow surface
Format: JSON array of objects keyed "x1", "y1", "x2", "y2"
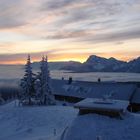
[
  {"x1": 132, "y1": 88, "x2": 140, "y2": 104},
  {"x1": 0, "y1": 101, "x2": 78, "y2": 140},
  {"x1": 63, "y1": 113, "x2": 140, "y2": 140},
  {"x1": 0, "y1": 101, "x2": 140, "y2": 140},
  {"x1": 74, "y1": 98, "x2": 129, "y2": 112}
]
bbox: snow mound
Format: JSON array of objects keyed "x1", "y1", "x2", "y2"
[
  {"x1": 63, "y1": 113, "x2": 140, "y2": 140},
  {"x1": 0, "y1": 101, "x2": 78, "y2": 140}
]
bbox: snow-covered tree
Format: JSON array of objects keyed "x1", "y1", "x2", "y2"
[
  {"x1": 20, "y1": 55, "x2": 35, "y2": 105},
  {"x1": 0, "y1": 93, "x2": 5, "y2": 105},
  {"x1": 34, "y1": 78, "x2": 41, "y2": 99},
  {"x1": 35, "y1": 55, "x2": 55, "y2": 105},
  {"x1": 43, "y1": 56, "x2": 55, "y2": 105}
]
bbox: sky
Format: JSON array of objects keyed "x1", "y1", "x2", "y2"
[{"x1": 0, "y1": 0, "x2": 140, "y2": 64}]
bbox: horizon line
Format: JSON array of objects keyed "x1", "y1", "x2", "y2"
[{"x1": 0, "y1": 55, "x2": 139, "y2": 65}]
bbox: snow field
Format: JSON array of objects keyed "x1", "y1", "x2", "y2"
[{"x1": 0, "y1": 101, "x2": 78, "y2": 140}]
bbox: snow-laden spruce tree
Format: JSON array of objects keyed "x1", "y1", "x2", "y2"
[
  {"x1": 0, "y1": 93, "x2": 5, "y2": 105},
  {"x1": 34, "y1": 78, "x2": 41, "y2": 101},
  {"x1": 20, "y1": 55, "x2": 35, "y2": 105},
  {"x1": 34, "y1": 56, "x2": 45, "y2": 103},
  {"x1": 35, "y1": 56, "x2": 55, "y2": 105}
]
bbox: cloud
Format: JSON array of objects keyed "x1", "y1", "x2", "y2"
[
  {"x1": 44, "y1": 25, "x2": 140, "y2": 44},
  {"x1": 1, "y1": 0, "x2": 140, "y2": 42},
  {"x1": 0, "y1": 51, "x2": 51, "y2": 64},
  {"x1": 45, "y1": 30, "x2": 93, "y2": 40},
  {"x1": 0, "y1": 0, "x2": 140, "y2": 64},
  {"x1": 38, "y1": 0, "x2": 140, "y2": 43},
  {"x1": 0, "y1": 0, "x2": 27, "y2": 29},
  {"x1": 0, "y1": 0, "x2": 40, "y2": 29},
  {"x1": 79, "y1": 28, "x2": 140, "y2": 43},
  {"x1": 40, "y1": 0, "x2": 75, "y2": 11}
]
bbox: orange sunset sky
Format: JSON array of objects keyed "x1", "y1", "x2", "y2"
[{"x1": 0, "y1": 0, "x2": 140, "y2": 64}]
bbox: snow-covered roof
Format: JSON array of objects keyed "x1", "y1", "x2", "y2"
[
  {"x1": 74, "y1": 98, "x2": 129, "y2": 112},
  {"x1": 52, "y1": 79, "x2": 136, "y2": 101},
  {"x1": 62, "y1": 113, "x2": 140, "y2": 140},
  {"x1": 131, "y1": 88, "x2": 140, "y2": 104}
]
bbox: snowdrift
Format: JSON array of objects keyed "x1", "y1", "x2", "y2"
[{"x1": 63, "y1": 113, "x2": 140, "y2": 140}]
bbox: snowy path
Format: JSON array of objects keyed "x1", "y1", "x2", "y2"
[{"x1": 0, "y1": 101, "x2": 78, "y2": 140}]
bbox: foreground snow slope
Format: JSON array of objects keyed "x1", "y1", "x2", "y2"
[
  {"x1": 64, "y1": 113, "x2": 140, "y2": 140},
  {"x1": 0, "y1": 101, "x2": 78, "y2": 140}
]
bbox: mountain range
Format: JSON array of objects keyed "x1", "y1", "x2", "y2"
[
  {"x1": 0, "y1": 55, "x2": 140, "y2": 73},
  {"x1": 59, "y1": 55, "x2": 140, "y2": 73}
]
